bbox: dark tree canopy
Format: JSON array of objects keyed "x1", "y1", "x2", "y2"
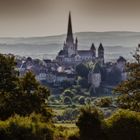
[
  {"x1": 115, "y1": 46, "x2": 140, "y2": 112},
  {"x1": 0, "y1": 54, "x2": 19, "y2": 93},
  {"x1": 76, "y1": 106, "x2": 105, "y2": 140},
  {"x1": 106, "y1": 109, "x2": 140, "y2": 140},
  {"x1": 107, "y1": 66, "x2": 122, "y2": 85},
  {"x1": 0, "y1": 54, "x2": 51, "y2": 120},
  {"x1": 76, "y1": 63, "x2": 89, "y2": 78}
]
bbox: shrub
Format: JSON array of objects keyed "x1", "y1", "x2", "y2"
[
  {"x1": 61, "y1": 108, "x2": 80, "y2": 121},
  {"x1": 76, "y1": 63, "x2": 89, "y2": 78},
  {"x1": 76, "y1": 106, "x2": 106, "y2": 140},
  {"x1": 62, "y1": 89, "x2": 75, "y2": 99},
  {"x1": 0, "y1": 114, "x2": 54, "y2": 140},
  {"x1": 95, "y1": 97, "x2": 112, "y2": 107},
  {"x1": 63, "y1": 96, "x2": 72, "y2": 105},
  {"x1": 68, "y1": 133, "x2": 80, "y2": 140},
  {"x1": 85, "y1": 97, "x2": 91, "y2": 104},
  {"x1": 73, "y1": 95, "x2": 80, "y2": 104},
  {"x1": 78, "y1": 96, "x2": 85, "y2": 105},
  {"x1": 77, "y1": 77, "x2": 89, "y2": 89},
  {"x1": 106, "y1": 109, "x2": 140, "y2": 140}
]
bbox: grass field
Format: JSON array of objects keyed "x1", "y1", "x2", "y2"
[{"x1": 55, "y1": 123, "x2": 76, "y2": 128}]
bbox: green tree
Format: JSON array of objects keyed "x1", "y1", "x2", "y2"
[
  {"x1": 77, "y1": 77, "x2": 89, "y2": 89},
  {"x1": 62, "y1": 89, "x2": 75, "y2": 99},
  {"x1": 76, "y1": 106, "x2": 106, "y2": 140},
  {"x1": 0, "y1": 54, "x2": 19, "y2": 93},
  {"x1": 95, "y1": 97, "x2": 112, "y2": 107},
  {"x1": 63, "y1": 96, "x2": 72, "y2": 105},
  {"x1": 78, "y1": 96, "x2": 85, "y2": 105},
  {"x1": 0, "y1": 54, "x2": 51, "y2": 120},
  {"x1": 108, "y1": 67, "x2": 122, "y2": 85},
  {"x1": 106, "y1": 109, "x2": 140, "y2": 140},
  {"x1": 114, "y1": 46, "x2": 140, "y2": 112},
  {"x1": 76, "y1": 63, "x2": 89, "y2": 78},
  {"x1": 0, "y1": 114, "x2": 54, "y2": 140}
]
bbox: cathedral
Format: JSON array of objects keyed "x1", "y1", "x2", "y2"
[{"x1": 56, "y1": 12, "x2": 104, "y2": 65}]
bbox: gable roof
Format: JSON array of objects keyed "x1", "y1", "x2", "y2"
[{"x1": 78, "y1": 50, "x2": 92, "y2": 57}]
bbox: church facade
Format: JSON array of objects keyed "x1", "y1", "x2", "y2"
[{"x1": 56, "y1": 13, "x2": 104, "y2": 65}]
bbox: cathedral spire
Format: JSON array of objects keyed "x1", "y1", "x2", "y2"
[{"x1": 66, "y1": 12, "x2": 74, "y2": 43}]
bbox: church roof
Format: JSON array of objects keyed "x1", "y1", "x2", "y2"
[
  {"x1": 78, "y1": 50, "x2": 92, "y2": 57},
  {"x1": 58, "y1": 50, "x2": 68, "y2": 56},
  {"x1": 117, "y1": 56, "x2": 126, "y2": 62}
]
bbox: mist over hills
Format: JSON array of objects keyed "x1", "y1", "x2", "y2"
[{"x1": 0, "y1": 31, "x2": 139, "y2": 61}]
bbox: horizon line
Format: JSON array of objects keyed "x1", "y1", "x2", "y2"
[{"x1": 0, "y1": 30, "x2": 140, "y2": 38}]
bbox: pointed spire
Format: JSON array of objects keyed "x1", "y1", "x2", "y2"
[
  {"x1": 66, "y1": 12, "x2": 74, "y2": 43},
  {"x1": 91, "y1": 43, "x2": 96, "y2": 50},
  {"x1": 98, "y1": 43, "x2": 104, "y2": 50}
]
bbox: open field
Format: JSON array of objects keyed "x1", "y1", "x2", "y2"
[{"x1": 55, "y1": 123, "x2": 76, "y2": 128}]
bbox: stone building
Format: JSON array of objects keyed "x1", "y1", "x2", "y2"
[{"x1": 56, "y1": 12, "x2": 105, "y2": 65}]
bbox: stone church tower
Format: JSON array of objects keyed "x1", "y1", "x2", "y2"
[
  {"x1": 98, "y1": 43, "x2": 104, "y2": 64},
  {"x1": 63, "y1": 12, "x2": 78, "y2": 57}
]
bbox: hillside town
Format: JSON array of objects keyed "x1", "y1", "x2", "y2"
[{"x1": 16, "y1": 13, "x2": 127, "y2": 95}]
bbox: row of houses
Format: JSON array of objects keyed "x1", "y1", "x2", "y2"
[{"x1": 17, "y1": 57, "x2": 76, "y2": 85}]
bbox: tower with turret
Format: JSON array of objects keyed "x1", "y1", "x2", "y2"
[
  {"x1": 63, "y1": 12, "x2": 78, "y2": 57},
  {"x1": 98, "y1": 43, "x2": 104, "y2": 64},
  {"x1": 90, "y1": 43, "x2": 96, "y2": 58},
  {"x1": 56, "y1": 12, "x2": 105, "y2": 65}
]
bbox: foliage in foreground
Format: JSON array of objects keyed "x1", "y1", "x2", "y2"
[
  {"x1": 106, "y1": 109, "x2": 140, "y2": 140},
  {"x1": 76, "y1": 106, "x2": 106, "y2": 140},
  {"x1": 115, "y1": 46, "x2": 140, "y2": 112},
  {"x1": 76, "y1": 106, "x2": 140, "y2": 140},
  {"x1": 0, "y1": 114, "x2": 54, "y2": 140},
  {"x1": 0, "y1": 54, "x2": 51, "y2": 120}
]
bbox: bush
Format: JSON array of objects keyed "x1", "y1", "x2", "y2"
[
  {"x1": 0, "y1": 114, "x2": 54, "y2": 140},
  {"x1": 60, "y1": 108, "x2": 80, "y2": 121},
  {"x1": 77, "y1": 77, "x2": 89, "y2": 89},
  {"x1": 62, "y1": 89, "x2": 75, "y2": 99},
  {"x1": 95, "y1": 97, "x2": 112, "y2": 107},
  {"x1": 106, "y1": 109, "x2": 140, "y2": 140},
  {"x1": 63, "y1": 96, "x2": 72, "y2": 105},
  {"x1": 85, "y1": 97, "x2": 91, "y2": 104},
  {"x1": 78, "y1": 96, "x2": 85, "y2": 105},
  {"x1": 76, "y1": 106, "x2": 106, "y2": 140},
  {"x1": 68, "y1": 133, "x2": 80, "y2": 140},
  {"x1": 73, "y1": 95, "x2": 80, "y2": 104},
  {"x1": 76, "y1": 63, "x2": 89, "y2": 78}
]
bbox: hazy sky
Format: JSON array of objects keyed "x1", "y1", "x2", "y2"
[{"x1": 0, "y1": 0, "x2": 140, "y2": 37}]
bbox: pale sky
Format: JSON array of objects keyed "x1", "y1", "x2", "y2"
[{"x1": 0, "y1": 0, "x2": 140, "y2": 37}]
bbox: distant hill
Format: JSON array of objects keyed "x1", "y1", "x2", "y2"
[{"x1": 0, "y1": 31, "x2": 139, "y2": 61}]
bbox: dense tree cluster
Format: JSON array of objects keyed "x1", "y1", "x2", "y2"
[
  {"x1": 115, "y1": 46, "x2": 140, "y2": 112},
  {"x1": 76, "y1": 106, "x2": 105, "y2": 140},
  {"x1": 0, "y1": 54, "x2": 53, "y2": 140},
  {"x1": 76, "y1": 63, "x2": 90, "y2": 79},
  {"x1": 75, "y1": 106, "x2": 140, "y2": 140},
  {"x1": 0, "y1": 114, "x2": 54, "y2": 140},
  {"x1": 0, "y1": 54, "x2": 51, "y2": 120}
]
